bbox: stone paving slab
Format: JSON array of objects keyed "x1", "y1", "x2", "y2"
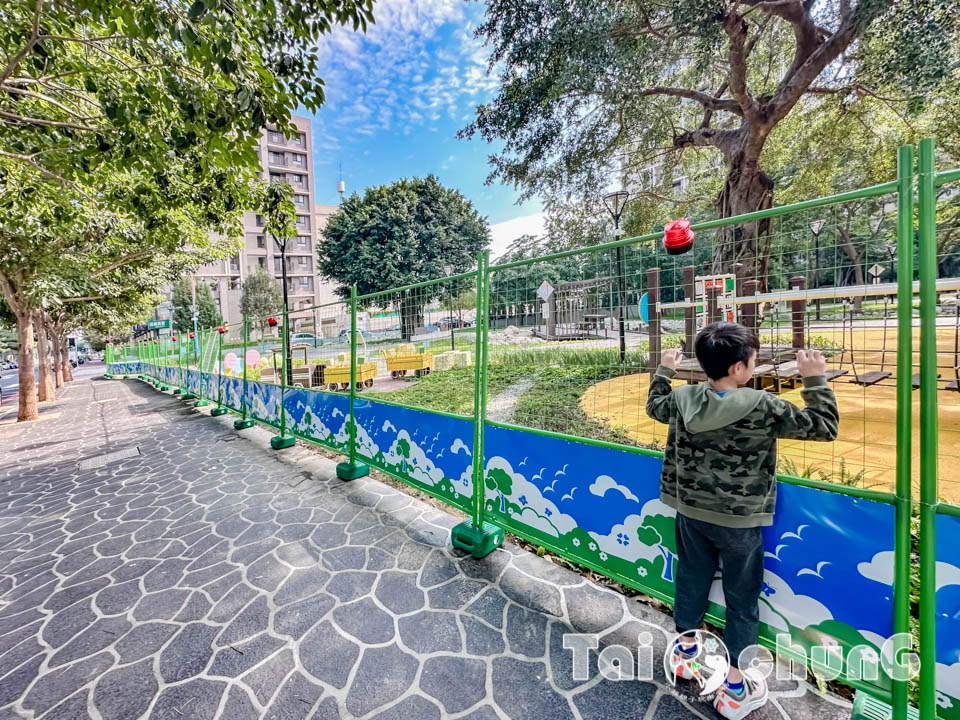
[{"x1": 0, "y1": 373, "x2": 855, "y2": 720}]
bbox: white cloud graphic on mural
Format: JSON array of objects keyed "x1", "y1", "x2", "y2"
[
  {"x1": 938, "y1": 662, "x2": 960, "y2": 705},
  {"x1": 588, "y1": 499, "x2": 675, "y2": 567},
  {"x1": 382, "y1": 420, "x2": 397, "y2": 433},
  {"x1": 484, "y1": 456, "x2": 576, "y2": 535},
  {"x1": 451, "y1": 438, "x2": 471, "y2": 456},
  {"x1": 516, "y1": 507, "x2": 561, "y2": 537},
  {"x1": 589, "y1": 475, "x2": 640, "y2": 503},
  {"x1": 384, "y1": 430, "x2": 448, "y2": 491},
  {"x1": 715, "y1": 571, "x2": 833, "y2": 633},
  {"x1": 859, "y1": 551, "x2": 960, "y2": 592}
]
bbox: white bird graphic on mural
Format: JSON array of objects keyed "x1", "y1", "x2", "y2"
[
  {"x1": 797, "y1": 561, "x2": 831, "y2": 579},
  {"x1": 780, "y1": 524, "x2": 809, "y2": 542},
  {"x1": 519, "y1": 457, "x2": 528, "y2": 467},
  {"x1": 561, "y1": 487, "x2": 577, "y2": 502},
  {"x1": 533, "y1": 468, "x2": 547, "y2": 482},
  {"x1": 763, "y1": 544, "x2": 788, "y2": 561},
  {"x1": 555, "y1": 463, "x2": 569, "y2": 477}
]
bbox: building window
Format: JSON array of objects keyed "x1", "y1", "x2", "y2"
[
  {"x1": 274, "y1": 259, "x2": 283, "y2": 274},
  {"x1": 270, "y1": 172, "x2": 286, "y2": 184},
  {"x1": 258, "y1": 257, "x2": 265, "y2": 268},
  {"x1": 269, "y1": 151, "x2": 284, "y2": 165},
  {"x1": 298, "y1": 256, "x2": 308, "y2": 268},
  {"x1": 256, "y1": 235, "x2": 265, "y2": 248},
  {"x1": 255, "y1": 214, "x2": 264, "y2": 227},
  {"x1": 291, "y1": 174, "x2": 303, "y2": 186},
  {"x1": 296, "y1": 215, "x2": 309, "y2": 229},
  {"x1": 293, "y1": 194, "x2": 306, "y2": 206},
  {"x1": 299, "y1": 277, "x2": 310, "y2": 289},
  {"x1": 269, "y1": 130, "x2": 284, "y2": 144},
  {"x1": 297, "y1": 235, "x2": 309, "y2": 249},
  {"x1": 295, "y1": 132, "x2": 306, "y2": 147},
  {"x1": 291, "y1": 153, "x2": 305, "y2": 167}
]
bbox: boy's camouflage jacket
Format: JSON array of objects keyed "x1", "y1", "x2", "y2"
[{"x1": 646, "y1": 366, "x2": 839, "y2": 528}]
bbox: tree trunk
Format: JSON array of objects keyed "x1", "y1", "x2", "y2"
[
  {"x1": 838, "y1": 226, "x2": 864, "y2": 312},
  {"x1": 50, "y1": 330, "x2": 64, "y2": 388},
  {"x1": 399, "y1": 292, "x2": 423, "y2": 341},
  {"x1": 14, "y1": 311, "x2": 38, "y2": 422},
  {"x1": 712, "y1": 152, "x2": 775, "y2": 290},
  {"x1": 61, "y1": 336, "x2": 74, "y2": 382},
  {"x1": 34, "y1": 312, "x2": 55, "y2": 402}
]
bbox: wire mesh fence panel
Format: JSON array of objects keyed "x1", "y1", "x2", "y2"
[
  {"x1": 934, "y1": 176, "x2": 960, "y2": 504},
  {"x1": 361, "y1": 273, "x2": 479, "y2": 417},
  {"x1": 487, "y1": 242, "x2": 652, "y2": 446}
]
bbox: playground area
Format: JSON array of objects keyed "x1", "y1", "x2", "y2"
[{"x1": 581, "y1": 324, "x2": 960, "y2": 502}]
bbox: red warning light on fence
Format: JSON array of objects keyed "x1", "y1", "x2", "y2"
[
  {"x1": 189, "y1": 332, "x2": 195, "y2": 339},
  {"x1": 663, "y1": 218, "x2": 695, "y2": 256},
  {"x1": 171, "y1": 336, "x2": 177, "y2": 342},
  {"x1": 267, "y1": 317, "x2": 277, "y2": 327},
  {"x1": 217, "y1": 326, "x2": 225, "y2": 334}
]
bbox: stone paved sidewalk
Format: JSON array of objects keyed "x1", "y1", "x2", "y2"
[{"x1": 0, "y1": 373, "x2": 854, "y2": 720}]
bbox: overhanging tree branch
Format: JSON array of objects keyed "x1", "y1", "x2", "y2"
[
  {"x1": 634, "y1": 87, "x2": 743, "y2": 115},
  {"x1": 0, "y1": 0, "x2": 43, "y2": 85}
]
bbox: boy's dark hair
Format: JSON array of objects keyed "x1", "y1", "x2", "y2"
[{"x1": 694, "y1": 322, "x2": 761, "y2": 380}]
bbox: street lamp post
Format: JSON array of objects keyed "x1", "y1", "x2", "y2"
[
  {"x1": 274, "y1": 235, "x2": 293, "y2": 386},
  {"x1": 809, "y1": 220, "x2": 826, "y2": 320},
  {"x1": 602, "y1": 190, "x2": 630, "y2": 363}
]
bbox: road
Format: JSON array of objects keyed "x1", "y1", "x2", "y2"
[{"x1": 0, "y1": 360, "x2": 105, "y2": 408}]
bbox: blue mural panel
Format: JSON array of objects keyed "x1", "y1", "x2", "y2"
[
  {"x1": 482, "y1": 424, "x2": 894, "y2": 688},
  {"x1": 186, "y1": 370, "x2": 201, "y2": 397},
  {"x1": 248, "y1": 380, "x2": 282, "y2": 426},
  {"x1": 937, "y1": 512, "x2": 960, "y2": 717},
  {"x1": 200, "y1": 372, "x2": 219, "y2": 402},
  {"x1": 283, "y1": 387, "x2": 350, "y2": 452},
  {"x1": 223, "y1": 377, "x2": 244, "y2": 413},
  {"x1": 352, "y1": 399, "x2": 474, "y2": 514}
]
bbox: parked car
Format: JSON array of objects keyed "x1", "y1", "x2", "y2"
[{"x1": 290, "y1": 332, "x2": 321, "y2": 347}]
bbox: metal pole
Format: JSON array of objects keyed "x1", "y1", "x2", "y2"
[
  {"x1": 892, "y1": 143, "x2": 914, "y2": 718},
  {"x1": 335, "y1": 287, "x2": 368, "y2": 477},
  {"x1": 280, "y1": 243, "x2": 292, "y2": 386},
  {"x1": 470, "y1": 253, "x2": 486, "y2": 529},
  {"x1": 814, "y1": 231, "x2": 821, "y2": 320},
  {"x1": 195, "y1": 327, "x2": 209, "y2": 406},
  {"x1": 616, "y1": 240, "x2": 626, "y2": 363},
  {"x1": 211, "y1": 328, "x2": 227, "y2": 416},
  {"x1": 918, "y1": 137, "x2": 937, "y2": 720},
  {"x1": 270, "y1": 304, "x2": 294, "y2": 449}
]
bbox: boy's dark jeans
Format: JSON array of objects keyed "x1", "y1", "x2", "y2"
[{"x1": 673, "y1": 513, "x2": 764, "y2": 668}]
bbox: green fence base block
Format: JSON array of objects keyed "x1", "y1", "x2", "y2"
[
  {"x1": 851, "y1": 693, "x2": 918, "y2": 720},
  {"x1": 172, "y1": 388, "x2": 183, "y2": 394},
  {"x1": 194, "y1": 399, "x2": 210, "y2": 407},
  {"x1": 104, "y1": 373, "x2": 113, "y2": 379},
  {"x1": 336, "y1": 461, "x2": 369, "y2": 481},
  {"x1": 180, "y1": 392, "x2": 196, "y2": 400},
  {"x1": 210, "y1": 407, "x2": 228, "y2": 416},
  {"x1": 234, "y1": 418, "x2": 254, "y2": 430},
  {"x1": 451, "y1": 521, "x2": 503, "y2": 559},
  {"x1": 271, "y1": 434, "x2": 295, "y2": 450},
  {"x1": 158, "y1": 384, "x2": 171, "y2": 391}
]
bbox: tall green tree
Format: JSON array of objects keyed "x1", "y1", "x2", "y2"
[
  {"x1": 0, "y1": 0, "x2": 374, "y2": 421},
  {"x1": 241, "y1": 267, "x2": 284, "y2": 339},
  {"x1": 319, "y1": 175, "x2": 490, "y2": 339},
  {"x1": 463, "y1": 0, "x2": 959, "y2": 280}
]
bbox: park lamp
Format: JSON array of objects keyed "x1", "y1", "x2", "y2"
[{"x1": 602, "y1": 190, "x2": 630, "y2": 234}]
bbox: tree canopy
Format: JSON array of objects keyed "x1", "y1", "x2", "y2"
[
  {"x1": 171, "y1": 277, "x2": 221, "y2": 333},
  {"x1": 319, "y1": 175, "x2": 490, "y2": 298},
  {"x1": 463, "y1": 0, "x2": 960, "y2": 275},
  {"x1": 241, "y1": 266, "x2": 284, "y2": 335}
]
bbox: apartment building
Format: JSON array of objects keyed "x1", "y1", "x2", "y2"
[{"x1": 190, "y1": 115, "x2": 338, "y2": 331}]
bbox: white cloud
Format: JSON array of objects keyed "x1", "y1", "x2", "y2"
[
  {"x1": 860, "y1": 551, "x2": 960, "y2": 592},
  {"x1": 314, "y1": 0, "x2": 495, "y2": 135},
  {"x1": 589, "y1": 475, "x2": 640, "y2": 503},
  {"x1": 451, "y1": 438, "x2": 471, "y2": 456},
  {"x1": 489, "y1": 212, "x2": 547, "y2": 259}
]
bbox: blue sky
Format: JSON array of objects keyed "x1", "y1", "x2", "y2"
[{"x1": 305, "y1": 0, "x2": 545, "y2": 257}]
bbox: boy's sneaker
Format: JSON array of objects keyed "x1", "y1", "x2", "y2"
[
  {"x1": 664, "y1": 634, "x2": 703, "y2": 684},
  {"x1": 714, "y1": 669, "x2": 768, "y2": 719}
]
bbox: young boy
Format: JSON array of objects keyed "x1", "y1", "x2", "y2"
[{"x1": 646, "y1": 322, "x2": 839, "y2": 719}]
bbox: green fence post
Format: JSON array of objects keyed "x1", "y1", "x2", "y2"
[
  {"x1": 337, "y1": 285, "x2": 370, "y2": 479},
  {"x1": 235, "y1": 315, "x2": 254, "y2": 429},
  {"x1": 181, "y1": 332, "x2": 196, "y2": 400},
  {"x1": 195, "y1": 327, "x2": 210, "y2": 407},
  {"x1": 918, "y1": 137, "x2": 938, "y2": 720},
  {"x1": 452, "y1": 250, "x2": 502, "y2": 558},
  {"x1": 892, "y1": 144, "x2": 916, "y2": 718},
  {"x1": 211, "y1": 326, "x2": 227, "y2": 416},
  {"x1": 271, "y1": 305, "x2": 295, "y2": 449}
]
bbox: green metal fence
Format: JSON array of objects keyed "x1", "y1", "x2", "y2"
[{"x1": 112, "y1": 139, "x2": 960, "y2": 718}]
